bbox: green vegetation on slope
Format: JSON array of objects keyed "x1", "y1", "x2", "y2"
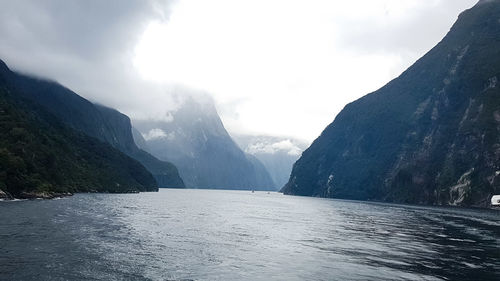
[
  {"x1": 95, "y1": 105, "x2": 185, "y2": 188},
  {"x1": 0, "y1": 58, "x2": 184, "y2": 189},
  {"x1": 283, "y1": 0, "x2": 500, "y2": 207},
  {"x1": 0, "y1": 86, "x2": 157, "y2": 198}
]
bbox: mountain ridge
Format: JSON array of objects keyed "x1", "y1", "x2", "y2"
[
  {"x1": 0, "y1": 61, "x2": 185, "y2": 188},
  {"x1": 133, "y1": 95, "x2": 276, "y2": 190},
  {"x1": 282, "y1": 0, "x2": 500, "y2": 207},
  {"x1": 233, "y1": 134, "x2": 308, "y2": 189},
  {"x1": 0, "y1": 61, "x2": 158, "y2": 198}
]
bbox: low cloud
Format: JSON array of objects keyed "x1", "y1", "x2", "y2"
[
  {"x1": 0, "y1": 0, "x2": 478, "y2": 141},
  {"x1": 142, "y1": 128, "x2": 175, "y2": 141},
  {"x1": 246, "y1": 139, "x2": 302, "y2": 156},
  {"x1": 134, "y1": 110, "x2": 175, "y2": 123},
  {"x1": 0, "y1": 0, "x2": 179, "y2": 119}
]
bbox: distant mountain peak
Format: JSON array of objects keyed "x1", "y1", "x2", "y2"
[{"x1": 134, "y1": 96, "x2": 275, "y2": 190}]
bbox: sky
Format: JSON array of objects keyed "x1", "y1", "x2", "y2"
[{"x1": 0, "y1": 0, "x2": 478, "y2": 142}]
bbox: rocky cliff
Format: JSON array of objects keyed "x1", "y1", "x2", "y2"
[
  {"x1": 0, "y1": 60, "x2": 158, "y2": 197},
  {"x1": 134, "y1": 95, "x2": 275, "y2": 190},
  {"x1": 283, "y1": 0, "x2": 500, "y2": 207},
  {"x1": 1, "y1": 62, "x2": 184, "y2": 188}
]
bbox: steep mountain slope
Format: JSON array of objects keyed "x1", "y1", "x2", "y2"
[
  {"x1": 94, "y1": 105, "x2": 185, "y2": 188},
  {"x1": 133, "y1": 96, "x2": 275, "y2": 190},
  {"x1": 234, "y1": 135, "x2": 308, "y2": 189},
  {"x1": 0, "y1": 62, "x2": 157, "y2": 198},
  {"x1": 283, "y1": 0, "x2": 500, "y2": 207},
  {"x1": 0, "y1": 61, "x2": 184, "y2": 188}
]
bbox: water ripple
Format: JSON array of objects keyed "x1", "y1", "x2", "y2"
[{"x1": 0, "y1": 189, "x2": 499, "y2": 280}]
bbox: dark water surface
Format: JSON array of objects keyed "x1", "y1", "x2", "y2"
[{"x1": 0, "y1": 189, "x2": 499, "y2": 280}]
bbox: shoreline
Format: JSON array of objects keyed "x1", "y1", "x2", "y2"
[
  {"x1": 0, "y1": 188, "x2": 156, "y2": 201},
  {"x1": 0, "y1": 190, "x2": 74, "y2": 201}
]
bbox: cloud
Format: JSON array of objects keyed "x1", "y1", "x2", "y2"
[
  {"x1": 334, "y1": 0, "x2": 478, "y2": 55},
  {"x1": 0, "y1": 0, "x2": 478, "y2": 141},
  {"x1": 142, "y1": 128, "x2": 175, "y2": 141},
  {"x1": 131, "y1": 0, "x2": 478, "y2": 141},
  {"x1": 134, "y1": 110, "x2": 175, "y2": 123},
  {"x1": 0, "y1": 0, "x2": 179, "y2": 117},
  {"x1": 246, "y1": 139, "x2": 303, "y2": 156}
]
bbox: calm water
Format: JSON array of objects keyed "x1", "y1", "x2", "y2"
[{"x1": 0, "y1": 189, "x2": 499, "y2": 281}]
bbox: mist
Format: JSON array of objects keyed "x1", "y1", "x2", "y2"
[{"x1": 0, "y1": 0, "x2": 478, "y2": 141}]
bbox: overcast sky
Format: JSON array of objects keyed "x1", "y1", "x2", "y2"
[{"x1": 0, "y1": 0, "x2": 478, "y2": 142}]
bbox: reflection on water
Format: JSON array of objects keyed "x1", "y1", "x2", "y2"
[{"x1": 0, "y1": 189, "x2": 499, "y2": 280}]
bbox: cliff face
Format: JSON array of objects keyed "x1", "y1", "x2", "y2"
[
  {"x1": 134, "y1": 96, "x2": 275, "y2": 190},
  {"x1": 1, "y1": 63, "x2": 184, "y2": 188},
  {"x1": 94, "y1": 105, "x2": 185, "y2": 188},
  {"x1": 283, "y1": 0, "x2": 500, "y2": 207},
  {"x1": 0, "y1": 61, "x2": 158, "y2": 197}
]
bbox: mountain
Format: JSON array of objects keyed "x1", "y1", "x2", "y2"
[
  {"x1": 282, "y1": 0, "x2": 500, "y2": 207},
  {"x1": 133, "y1": 95, "x2": 275, "y2": 190},
  {"x1": 1, "y1": 62, "x2": 184, "y2": 188},
  {"x1": 93, "y1": 105, "x2": 185, "y2": 188},
  {"x1": 234, "y1": 135, "x2": 308, "y2": 189},
  {"x1": 0, "y1": 60, "x2": 157, "y2": 198}
]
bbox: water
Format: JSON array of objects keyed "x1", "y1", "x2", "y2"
[{"x1": 0, "y1": 189, "x2": 499, "y2": 281}]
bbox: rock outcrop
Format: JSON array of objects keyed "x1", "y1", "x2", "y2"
[{"x1": 283, "y1": 0, "x2": 500, "y2": 207}]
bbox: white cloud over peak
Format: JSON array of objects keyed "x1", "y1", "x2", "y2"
[
  {"x1": 132, "y1": 0, "x2": 477, "y2": 140},
  {"x1": 246, "y1": 139, "x2": 303, "y2": 156},
  {"x1": 0, "y1": 0, "x2": 478, "y2": 141}
]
